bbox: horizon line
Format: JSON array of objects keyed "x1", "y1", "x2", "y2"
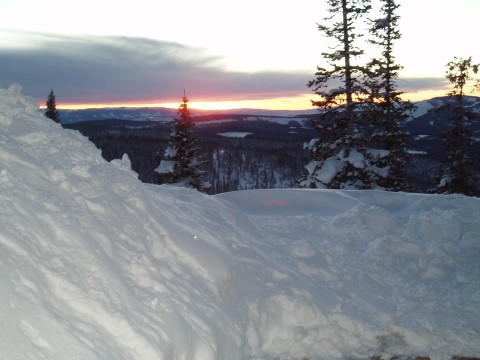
[{"x1": 37, "y1": 90, "x2": 465, "y2": 111}]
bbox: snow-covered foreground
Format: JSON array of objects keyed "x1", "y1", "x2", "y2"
[{"x1": 1, "y1": 84, "x2": 479, "y2": 360}]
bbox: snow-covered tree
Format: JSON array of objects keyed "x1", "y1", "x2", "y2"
[
  {"x1": 154, "y1": 93, "x2": 209, "y2": 192},
  {"x1": 430, "y1": 57, "x2": 479, "y2": 196},
  {"x1": 45, "y1": 89, "x2": 60, "y2": 123},
  {"x1": 298, "y1": 0, "x2": 377, "y2": 189},
  {"x1": 363, "y1": 0, "x2": 414, "y2": 191}
]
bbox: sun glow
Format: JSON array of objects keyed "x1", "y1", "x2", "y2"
[
  {"x1": 46, "y1": 101, "x2": 181, "y2": 110},
  {"x1": 47, "y1": 95, "x2": 316, "y2": 111},
  {"x1": 189, "y1": 96, "x2": 313, "y2": 111},
  {"x1": 44, "y1": 89, "x2": 446, "y2": 112}
]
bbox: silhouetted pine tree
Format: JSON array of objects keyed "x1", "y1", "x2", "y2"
[
  {"x1": 430, "y1": 57, "x2": 479, "y2": 195},
  {"x1": 154, "y1": 93, "x2": 209, "y2": 192},
  {"x1": 298, "y1": 0, "x2": 375, "y2": 189},
  {"x1": 45, "y1": 89, "x2": 60, "y2": 123},
  {"x1": 364, "y1": 0, "x2": 414, "y2": 191}
]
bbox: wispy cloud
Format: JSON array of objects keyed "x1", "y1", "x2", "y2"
[
  {"x1": 0, "y1": 31, "x2": 450, "y2": 105},
  {"x1": 0, "y1": 31, "x2": 310, "y2": 104},
  {"x1": 396, "y1": 77, "x2": 449, "y2": 93}
]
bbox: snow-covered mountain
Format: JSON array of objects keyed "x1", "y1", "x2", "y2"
[
  {"x1": 56, "y1": 96, "x2": 480, "y2": 126},
  {"x1": 57, "y1": 107, "x2": 318, "y2": 125},
  {"x1": 58, "y1": 107, "x2": 178, "y2": 124},
  {"x1": 2, "y1": 84, "x2": 480, "y2": 359},
  {"x1": 410, "y1": 96, "x2": 480, "y2": 119},
  {"x1": 403, "y1": 96, "x2": 480, "y2": 162},
  {"x1": 57, "y1": 96, "x2": 480, "y2": 163}
]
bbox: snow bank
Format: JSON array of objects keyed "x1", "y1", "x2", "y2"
[
  {"x1": 220, "y1": 189, "x2": 480, "y2": 359},
  {"x1": 0, "y1": 84, "x2": 244, "y2": 360},
  {"x1": 1, "y1": 84, "x2": 479, "y2": 359}
]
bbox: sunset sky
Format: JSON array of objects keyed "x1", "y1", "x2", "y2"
[{"x1": 1, "y1": 0, "x2": 479, "y2": 110}]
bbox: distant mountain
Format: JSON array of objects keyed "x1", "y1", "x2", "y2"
[
  {"x1": 403, "y1": 96, "x2": 480, "y2": 162},
  {"x1": 409, "y1": 95, "x2": 480, "y2": 119},
  {"x1": 56, "y1": 95, "x2": 480, "y2": 127},
  {"x1": 59, "y1": 95, "x2": 480, "y2": 147},
  {"x1": 57, "y1": 107, "x2": 177, "y2": 124},
  {"x1": 56, "y1": 107, "x2": 319, "y2": 124}
]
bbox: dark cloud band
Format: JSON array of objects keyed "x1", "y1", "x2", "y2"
[
  {"x1": 0, "y1": 32, "x2": 309, "y2": 104},
  {"x1": 0, "y1": 31, "x2": 447, "y2": 105}
]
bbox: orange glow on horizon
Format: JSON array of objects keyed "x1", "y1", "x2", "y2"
[
  {"x1": 42, "y1": 95, "x2": 316, "y2": 111},
  {"x1": 47, "y1": 101, "x2": 181, "y2": 110},
  {"x1": 41, "y1": 90, "x2": 449, "y2": 111}
]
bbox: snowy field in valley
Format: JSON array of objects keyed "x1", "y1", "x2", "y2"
[
  {"x1": 217, "y1": 132, "x2": 253, "y2": 138},
  {"x1": 1, "y1": 84, "x2": 479, "y2": 359}
]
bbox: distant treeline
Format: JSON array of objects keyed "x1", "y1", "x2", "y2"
[
  {"x1": 63, "y1": 117, "x2": 473, "y2": 195},
  {"x1": 63, "y1": 120, "x2": 310, "y2": 194}
]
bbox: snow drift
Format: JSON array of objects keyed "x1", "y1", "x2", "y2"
[{"x1": 0, "y1": 84, "x2": 479, "y2": 359}]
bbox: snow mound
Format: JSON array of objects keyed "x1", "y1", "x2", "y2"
[{"x1": 1, "y1": 84, "x2": 479, "y2": 359}]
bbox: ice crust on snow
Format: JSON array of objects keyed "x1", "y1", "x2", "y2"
[{"x1": 1, "y1": 84, "x2": 480, "y2": 359}]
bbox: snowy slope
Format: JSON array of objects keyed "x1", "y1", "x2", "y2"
[
  {"x1": 411, "y1": 96, "x2": 480, "y2": 119},
  {"x1": 1, "y1": 84, "x2": 480, "y2": 360}
]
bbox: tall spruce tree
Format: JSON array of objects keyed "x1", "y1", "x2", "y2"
[
  {"x1": 430, "y1": 57, "x2": 479, "y2": 195},
  {"x1": 298, "y1": 0, "x2": 376, "y2": 189},
  {"x1": 45, "y1": 89, "x2": 60, "y2": 123},
  {"x1": 154, "y1": 93, "x2": 210, "y2": 192},
  {"x1": 364, "y1": 0, "x2": 414, "y2": 191}
]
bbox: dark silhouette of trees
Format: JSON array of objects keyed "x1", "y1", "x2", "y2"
[
  {"x1": 154, "y1": 93, "x2": 210, "y2": 192},
  {"x1": 45, "y1": 89, "x2": 60, "y2": 123},
  {"x1": 430, "y1": 57, "x2": 479, "y2": 195},
  {"x1": 299, "y1": 0, "x2": 415, "y2": 191},
  {"x1": 364, "y1": 0, "x2": 414, "y2": 191},
  {"x1": 298, "y1": 0, "x2": 378, "y2": 189}
]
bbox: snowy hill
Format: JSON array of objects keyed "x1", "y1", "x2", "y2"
[
  {"x1": 2, "y1": 83, "x2": 480, "y2": 359},
  {"x1": 404, "y1": 96, "x2": 480, "y2": 163},
  {"x1": 410, "y1": 96, "x2": 480, "y2": 119}
]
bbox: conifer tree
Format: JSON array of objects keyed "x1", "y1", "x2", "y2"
[
  {"x1": 298, "y1": 0, "x2": 376, "y2": 189},
  {"x1": 154, "y1": 93, "x2": 210, "y2": 192},
  {"x1": 430, "y1": 57, "x2": 479, "y2": 195},
  {"x1": 364, "y1": 0, "x2": 414, "y2": 191},
  {"x1": 45, "y1": 89, "x2": 60, "y2": 123}
]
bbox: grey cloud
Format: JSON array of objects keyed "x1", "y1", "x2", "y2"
[
  {"x1": 0, "y1": 32, "x2": 309, "y2": 103},
  {"x1": 396, "y1": 77, "x2": 449, "y2": 92},
  {"x1": 0, "y1": 32, "x2": 449, "y2": 105}
]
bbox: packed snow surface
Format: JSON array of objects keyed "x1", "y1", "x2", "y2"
[{"x1": 1, "y1": 84, "x2": 480, "y2": 359}]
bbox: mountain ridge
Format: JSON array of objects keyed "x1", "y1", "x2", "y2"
[{"x1": 55, "y1": 96, "x2": 480, "y2": 124}]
